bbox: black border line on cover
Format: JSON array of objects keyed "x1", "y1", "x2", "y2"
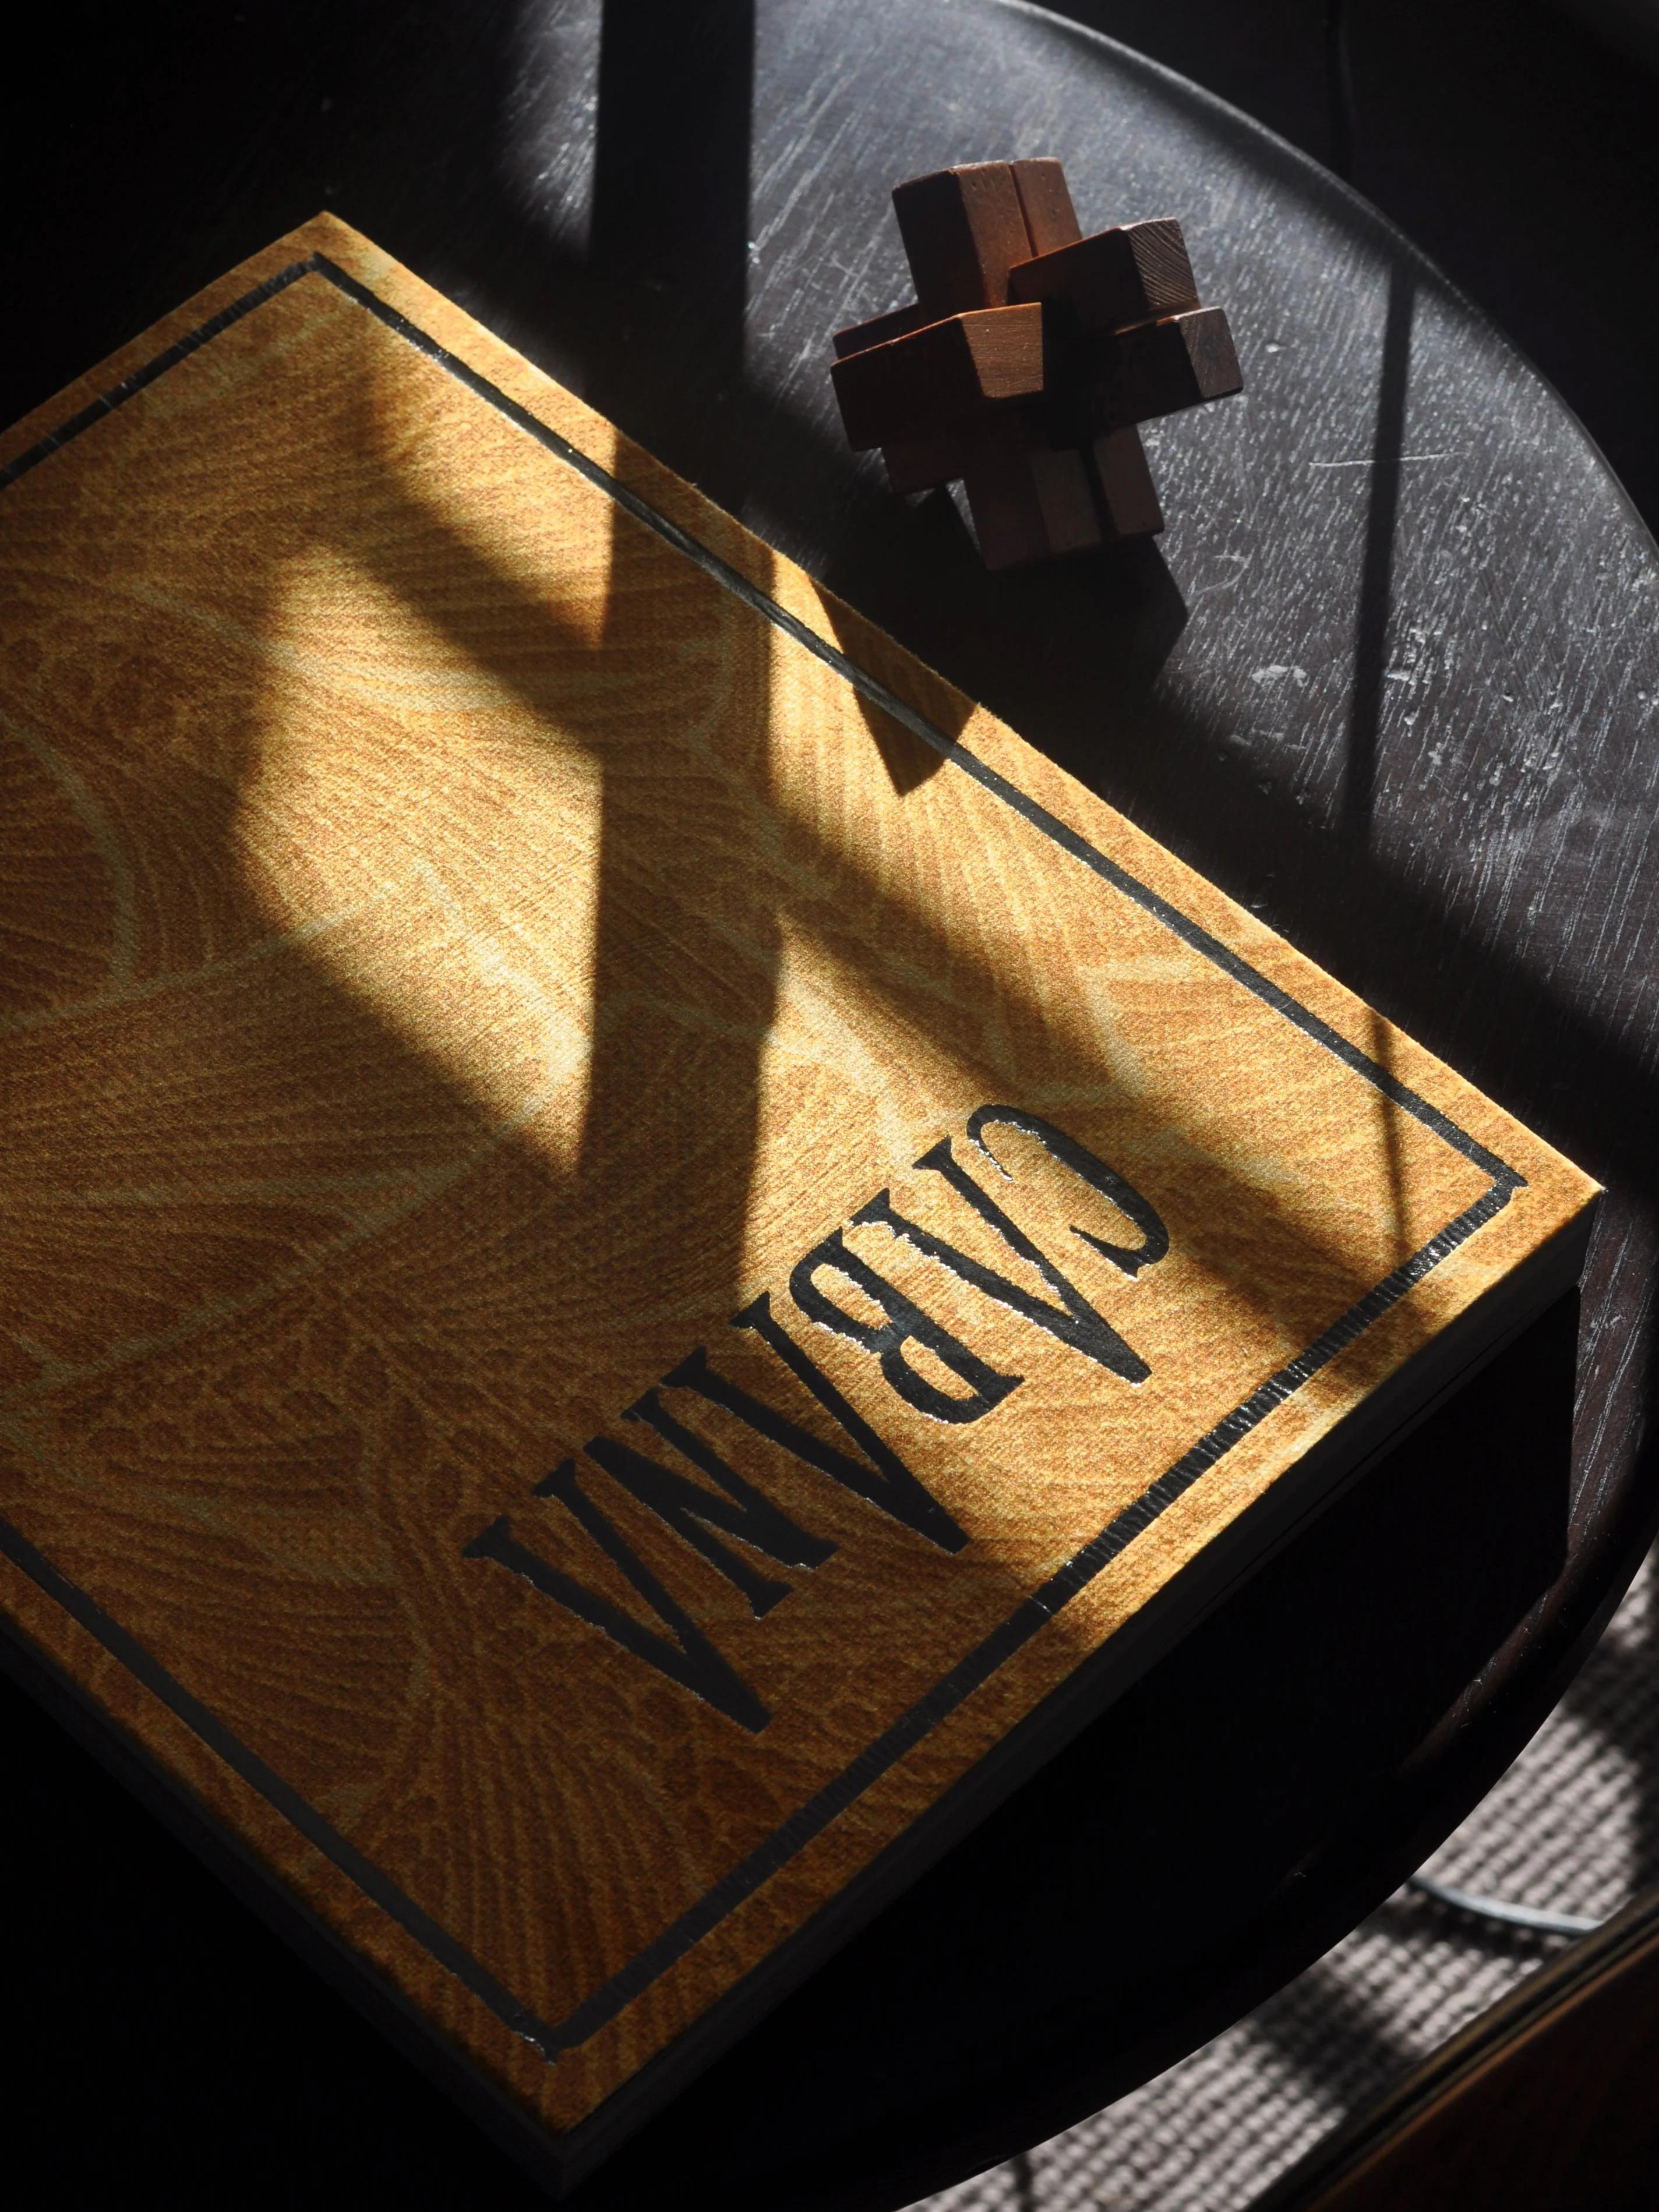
[{"x1": 0, "y1": 252, "x2": 1524, "y2": 2065}]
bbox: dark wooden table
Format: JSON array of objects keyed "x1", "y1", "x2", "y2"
[{"x1": 4, "y1": 3, "x2": 1658, "y2": 2205}]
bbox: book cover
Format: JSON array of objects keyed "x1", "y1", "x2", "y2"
[{"x1": 0, "y1": 216, "x2": 1597, "y2": 2187}]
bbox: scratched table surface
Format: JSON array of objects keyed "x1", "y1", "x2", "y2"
[{"x1": 3, "y1": 2, "x2": 1658, "y2": 2207}]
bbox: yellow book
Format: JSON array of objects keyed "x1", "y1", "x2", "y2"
[{"x1": 0, "y1": 217, "x2": 1597, "y2": 2189}]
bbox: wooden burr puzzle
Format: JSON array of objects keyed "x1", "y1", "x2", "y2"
[
  {"x1": 831, "y1": 160, "x2": 1241, "y2": 567},
  {"x1": 0, "y1": 215, "x2": 1597, "y2": 2189}
]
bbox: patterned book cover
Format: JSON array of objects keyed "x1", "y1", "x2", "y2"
[{"x1": 0, "y1": 217, "x2": 1597, "y2": 2185}]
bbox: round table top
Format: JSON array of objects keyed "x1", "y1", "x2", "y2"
[{"x1": 4, "y1": 3, "x2": 1658, "y2": 2206}]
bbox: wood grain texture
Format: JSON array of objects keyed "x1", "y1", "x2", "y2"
[
  {"x1": 1090, "y1": 303, "x2": 1244, "y2": 426},
  {"x1": 961, "y1": 422, "x2": 1104, "y2": 564},
  {"x1": 1008, "y1": 158, "x2": 1083, "y2": 257},
  {"x1": 1092, "y1": 423, "x2": 1166, "y2": 535},
  {"x1": 830, "y1": 301, "x2": 1048, "y2": 447},
  {"x1": 0, "y1": 207, "x2": 1597, "y2": 2183},
  {"x1": 892, "y1": 162, "x2": 1036, "y2": 317},
  {"x1": 1008, "y1": 218, "x2": 1201, "y2": 330}
]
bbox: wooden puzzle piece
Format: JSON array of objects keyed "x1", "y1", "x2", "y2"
[
  {"x1": 1090, "y1": 306, "x2": 1242, "y2": 428},
  {"x1": 959, "y1": 418, "x2": 1164, "y2": 568},
  {"x1": 829, "y1": 159, "x2": 1241, "y2": 568},
  {"x1": 891, "y1": 160, "x2": 1035, "y2": 317},
  {"x1": 879, "y1": 425, "x2": 972, "y2": 497},
  {"x1": 831, "y1": 303, "x2": 1047, "y2": 451},
  {"x1": 832, "y1": 301, "x2": 929, "y2": 359},
  {"x1": 1008, "y1": 157, "x2": 1083, "y2": 257},
  {"x1": 1090, "y1": 423, "x2": 1166, "y2": 536},
  {"x1": 831, "y1": 158, "x2": 1081, "y2": 360},
  {"x1": 1008, "y1": 217, "x2": 1199, "y2": 330}
]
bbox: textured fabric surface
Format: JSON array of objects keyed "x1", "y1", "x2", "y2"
[{"x1": 910, "y1": 1553, "x2": 1658, "y2": 2211}]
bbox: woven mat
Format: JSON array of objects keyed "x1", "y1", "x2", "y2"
[{"x1": 910, "y1": 1552, "x2": 1658, "y2": 2212}]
